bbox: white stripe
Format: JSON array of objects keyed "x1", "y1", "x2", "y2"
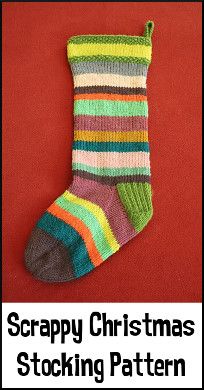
[
  {"x1": 73, "y1": 150, "x2": 150, "y2": 168},
  {"x1": 73, "y1": 73, "x2": 146, "y2": 88}
]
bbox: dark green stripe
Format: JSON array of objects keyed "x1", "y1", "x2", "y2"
[
  {"x1": 69, "y1": 55, "x2": 150, "y2": 65},
  {"x1": 73, "y1": 141, "x2": 149, "y2": 152},
  {"x1": 74, "y1": 170, "x2": 151, "y2": 185},
  {"x1": 74, "y1": 86, "x2": 147, "y2": 96},
  {"x1": 68, "y1": 35, "x2": 151, "y2": 46},
  {"x1": 37, "y1": 212, "x2": 94, "y2": 278}
]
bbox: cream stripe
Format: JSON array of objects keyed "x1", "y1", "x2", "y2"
[
  {"x1": 73, "y1": 74, "x2": 146, "y2": 88},
  {"x1": 68, "y1": 43, "x2": 151, "y2": 60},
  {"x1": 73, "y1": 150, "x2": 150, "y2": 168},
  {"x1": 63, "y1": 191, "x2": 120, "y2": 252}
]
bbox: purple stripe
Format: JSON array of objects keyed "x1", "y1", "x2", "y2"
[
  {"x1": 69, "y1": 177, "x2": 137, "y2": 245},
  {"x1": 74, "y1": 115, "x2": 148, "y2": 131}
]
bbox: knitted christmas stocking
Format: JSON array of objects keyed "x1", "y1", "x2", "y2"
[{"x1": 25, "y1": 21, "x2": 154, "y2": 282}]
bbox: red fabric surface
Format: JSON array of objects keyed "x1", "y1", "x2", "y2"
[{"x1": 2, "y1": 2, "x2": 202, "y2": 302}]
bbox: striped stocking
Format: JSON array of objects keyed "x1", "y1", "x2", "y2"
[{"x1": 25, "y1": 21, "x2": 154, "y2": 282}]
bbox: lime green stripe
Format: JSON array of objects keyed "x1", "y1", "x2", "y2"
[
  {"x1": 68, "y1": 35, "x2": 151, "y2": 46},
  {"x1": 64, "y1": 191, "x2": 119, "y2": 252},
  {"x1": 55, "y1": 195, "x2": 112, "y2": 259},
  {"x1": 69, "y1": 43, "x2": 151, "y2": 61},
  {"x1": 55, "y1": 191, "x2": 119, "y2": 258},
  {"x1": 74, "y1": 99, "x2": 148, "y2": 117},
  {"x1": 117, "y1": 182, "x2": 153, "y2": 232},
  {"x1": 69, "y1": 55, "x2": 150, "y2": 65},
  {"x1": 73, "y1": 163, "x2": 150, "y2": 177}
]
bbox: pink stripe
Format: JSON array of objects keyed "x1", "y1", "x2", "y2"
[
  {"x1": 74, "y1": 115, "x2": 148, "y2": 131},
  {"x1": 73, "y1": 150, "x2": 150, "y2": 168},
  {"x1": 69, "y1": 177, "x2": 137, "y2": 245}
]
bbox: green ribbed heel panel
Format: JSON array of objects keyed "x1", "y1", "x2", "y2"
[{"x1": 117, "y1": 182, "x2": 153, "y2": 233}]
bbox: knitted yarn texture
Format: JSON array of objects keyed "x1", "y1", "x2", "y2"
[{"x1": 25, "y1": 21, "x2": 154, "y2": 282}]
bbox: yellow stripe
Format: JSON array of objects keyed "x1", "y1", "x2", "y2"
[
  {"x1": 74, "y1": 130, "x2": 148, "y2": 142},
  {"x1": 68, "y1": 43, "x2": 151, "y2": 61},
  {"x1": 63, "y1": 191, "x2": 120, "y2": 252}
]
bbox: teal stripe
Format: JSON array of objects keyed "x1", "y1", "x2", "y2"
[
  {"x1": 73, "y1": 140, "x2": 149, "y2": 152},
  {"x1": 37, "y1": 212, "x2": 94, "y2": 278},
  {"x1": 69, "y1": 55, "x2": 150, "y2": 65},
  {"x1": 55, "y1": 195, "x2": 114, "y2": 259},
  {"x1": 74, "y1": 100, "x2": 148, "y2": 117},
  {"x1": 72, "y1": 163, "x2": 151, "y2": 177}
]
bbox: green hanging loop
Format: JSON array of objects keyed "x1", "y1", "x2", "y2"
[{"x1": 144, "y1": 21, "x2": 154, "y2": 38}]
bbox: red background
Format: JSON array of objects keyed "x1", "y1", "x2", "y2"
[{"x1": 2, "y1": 2, "x2": 202, "y2": 302}]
